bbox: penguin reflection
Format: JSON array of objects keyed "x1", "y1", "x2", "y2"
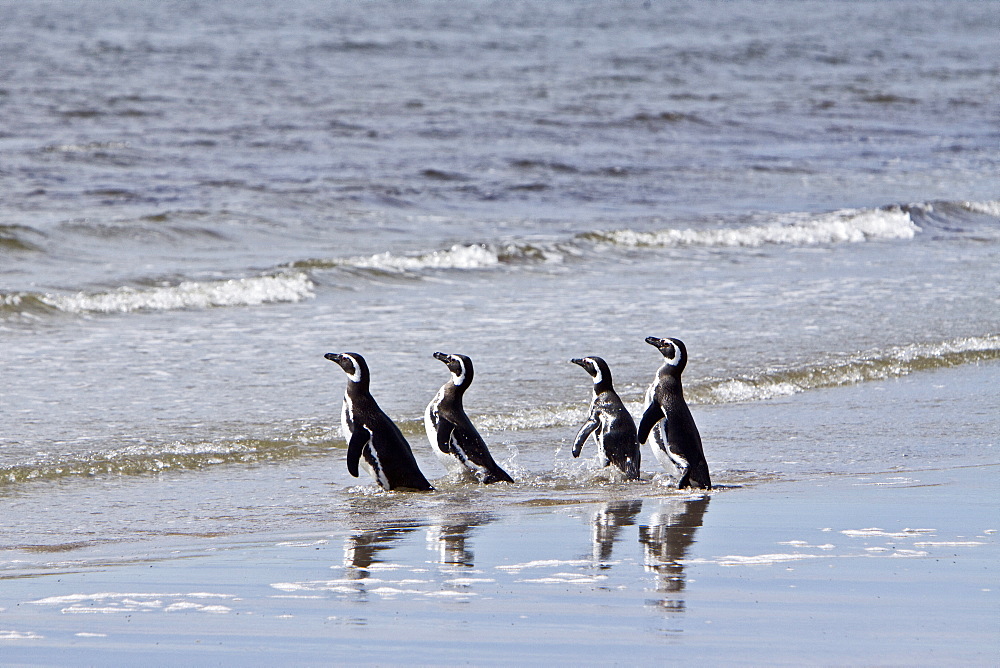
[
  {"x1": 426, "y1": 512, "x2": 494, "y2": 567},
  {"x1": 591, "y1": 499, "x2": 643, "y2": 566},
  {"x1": 343, "y1": 523, "x2": 421, "y2": 580},
  {"x1": 638, "y1": 496, "x2": 710, "y2": 612}
]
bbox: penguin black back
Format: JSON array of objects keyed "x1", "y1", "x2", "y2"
[
  {"x1": 325, "y1": 352, "x2": 433, "y2": 492},
  {"x1": 637, "y1": 337, "x2": 711, "y2": 489},
  {"x1": 425, "y1": 352, "x2": 514, "y2": 484},
  {"x1": 570, "y1": 356, "x2": 641, "y2": 480}
]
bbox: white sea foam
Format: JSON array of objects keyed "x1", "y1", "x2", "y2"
[
  {"x1": 445, "y1": 577, "x2": 496, "y2": 585},
  {"x1": 593, "y1": 206, "x2": 919, "y2": 249},
  {"x1": 840, "y1": 528, "x2": 935, "y2": 538},
  {"x1": 349, "y1": 244, "x2": 501, "y2": 272},
  {"x1": 479, "y1": 405, "x2": 587, "y2": 432},
  {"x1": 695, "y1": 334, "x2": 1000, "y2": 405},
  {"x1": 41, "y1": 271, "x2": 314, "y2": 314},
  {"x1": 702, "y1": 378, "x2": 802, "y2": 403},
  {"x1": 684, "y1": 553, "x2": 823, "y2": 567},
  {"x1": 962, "y1": 200, "x2": 1000, "y2": 217},
  {"x1": 0, "y1": 630, "x2": 44, "y2": 639},
  {"x1": 29, "y1": 591, "x2": 236, "y2": 614},
  {"x1": 272, "y1": 581, "x2": 361, "y2": 594},
  {"x1": 519, "y1": 573, "x2": 609, "y2": 584},
  {"x1": 496, "y1": 559, "x2": 591, "y2": 571},
  {"x1": 778, "y1": 541, "x2": 836, "y2": 550}
]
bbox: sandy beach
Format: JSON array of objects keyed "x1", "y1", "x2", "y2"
[{"x1": 3, "y1": 362, "x2": 997, "y2": 665}]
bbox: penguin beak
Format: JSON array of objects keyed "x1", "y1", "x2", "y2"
[
  {"x1": 433, "y1": 351, "x2": 451, "y2": 364},
  {"x1": 570, "y1": 358, "x2": 586, "y2": 367},
  {"x1": 324, "y1": 352, "x2": 350, "y2": 372},
  {"x1": 644, "y1": 336, "x2": 664, "y2": 348}
]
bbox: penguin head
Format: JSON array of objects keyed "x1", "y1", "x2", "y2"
[
  {"x1": 433, "y1": 352, "x2": 474, "y2": 387},
  {"x1": 570, "y1": 356, "x2": 613, "y2": 388},
  {"x1": 324, "y1": 352, "x2": 369, "y2": 384},
  {"x1": 645, "y1": 336, "x2": 687, "y2": 372}
]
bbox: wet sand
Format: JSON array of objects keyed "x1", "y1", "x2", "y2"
[
  {"x1": 1, "y1": 466, "x2": 996, "y2": 665},
  {"x1": 2, "y1": 364, "x2": 998, "y2": 665}
]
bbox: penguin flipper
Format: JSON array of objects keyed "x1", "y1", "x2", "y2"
[
  {"x1": 436, "y1": 418, "x2": 456, "y2": 454},
  {"x1": 572, "y1": 417, "x2": 599, "y2": 458},
  {"x1": 346, "y1": 426, "x2": 370, "y2": 478},
  {"x1": 637, "y1": 402, "x2": 665, "y2": 444}
]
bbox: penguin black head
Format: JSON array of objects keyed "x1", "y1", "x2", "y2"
[
  {"x1": 645, "y1": 336, "x2": 687, "y2": 373},
  {"x1": 324, "y1": 352, "x2": 369, "y2": 384},
  {"x1": 433, "y1": 352, "x2": 474, "y2": 387},
  {"x1": 570, "y1": 356, "x2": 613, "y2": 388}
]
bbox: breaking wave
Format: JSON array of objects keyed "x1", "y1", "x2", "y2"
[
  {"x1": 291, "y1": 242, "x2": 568, "y2": 274},
  {"x1": 0, "y1": 434, "x2": 339, "y2": 487},
  {"x1": 5, "y1": 272, "x2": 314, "y2": 316},
  {"x1": 284, "y1": 203, "x2": 925, "y2": 278},
  {"x1": 960, "y1": 200, "x2": 1000, "y2": 217},
  {"x1": 580, "y1": 206, "x2": 920, "y2": 249},
  {"x1": 3, "y1": 201, "x2": 961, "y2": 320},
  {"x1": 690, "y1": 334, "x2": 1000, "y2": 404}
]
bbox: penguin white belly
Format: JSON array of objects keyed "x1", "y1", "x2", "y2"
[
  {"x1": 359, "y1": 441, "x2": 390, "y2": 489},
  {"x1": 423, "y1": 390, "x2": 442, "y2": 451},
  {"x1": 424, "y1": 395, "x2": 467, "y2": 476},
  {"x1": 643, "y1": 383, "x2": 681, "y2": 477},
  {"x1": 648, "y1": 421, "x2": 676, "y2": 471},
  {"x1": 340, "y1": 392, "x2": 354, "y2": 443},
  {"x1": 593, "y1": 419, "x2": 613, "y2": 468}
]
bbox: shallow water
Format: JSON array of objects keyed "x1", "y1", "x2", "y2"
[{"x1": 1, "y1": 365, "x2": 997, "y2": 664}]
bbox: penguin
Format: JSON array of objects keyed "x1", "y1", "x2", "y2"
[
  {"x1": 637, "y1": 337, "x2": 711, "y2": 490},
  {"x1": 424, "y1": 352, "x2": 514, "y2": 484},
  {"x1": 324, "y1": 352, "x2": 434, "y2": 492},
  {"x1": 569, "y1": 356, "x2": 641, "y2": 480}
]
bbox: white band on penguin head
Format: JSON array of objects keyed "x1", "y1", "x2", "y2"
[
  {"x1": 586, "y1": 357, "x2": 603, "y2": 384},
  {"x1": 665, "y1": 341, "x2": 682, "y2": 366},
  {"x1": 345, "y1": 353, "x2": 363, "y2": 383}
]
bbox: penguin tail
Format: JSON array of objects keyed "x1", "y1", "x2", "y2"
[
  {"x1": 677, "y1": 463, "x2": 712, "y2": 490},
  {"x1": 482, "y1": 468, "x2": 515, "y2": 485}
]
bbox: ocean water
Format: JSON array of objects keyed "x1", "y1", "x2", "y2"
[{"x1": 2, "y1": 0, "x2": 999, "y2": 548}]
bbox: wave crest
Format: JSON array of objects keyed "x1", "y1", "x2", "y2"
[
  {"x1": 297, "y1": 242, "x2": 568, "y2": 275},
  {"x1": 690, "y1": 335, "x2": 1000, "y2": 404},
  {"x1": 582, "y1": 206, "x2": 919, "y2": 248},
  {"x1": 0, "y1": 436, "x2": 338, "y2": 487},
  {"x1": 39, "y1": 272, "x2": 314, "y2": 314}
]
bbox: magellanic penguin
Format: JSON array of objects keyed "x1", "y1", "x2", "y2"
[
  {"x1": 424, "y1": 352, "x2": 514, "y2": 484},
  {"x1": 637, "y1": 337, "x2": 712, "y2": 490},
  {"x1": 325, "y1": 352, "x2": 434, "y2": 492},
  {"x1": 570, "y1": 356, "x2": 641, "y2": 480}
]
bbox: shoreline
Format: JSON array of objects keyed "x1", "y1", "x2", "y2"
[{"x1": 2, "y1": 363, "x2": 998, "y2": 665}]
